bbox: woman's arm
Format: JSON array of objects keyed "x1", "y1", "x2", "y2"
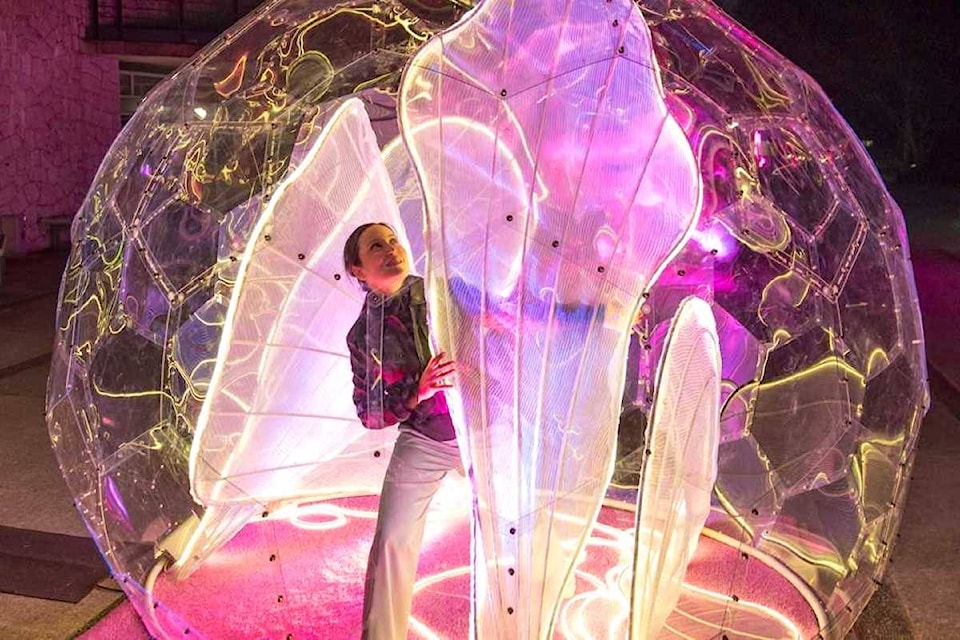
[{"x1": 347, "y1": 326, "x2": 420, "y2": 429}]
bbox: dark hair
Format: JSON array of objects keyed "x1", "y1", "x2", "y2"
[{"x1": 342, "y1": 222, "x2": 394, "y2": 289}]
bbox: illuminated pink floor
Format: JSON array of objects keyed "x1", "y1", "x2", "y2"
[{"x1": 83, "y1": 489, "x2": 819, "y2": 639}]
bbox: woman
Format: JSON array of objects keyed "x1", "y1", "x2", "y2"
[{"x1": 343, "y1": 222, "x2": 461, "y2": 640}]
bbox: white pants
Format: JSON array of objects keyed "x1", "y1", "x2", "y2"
[{"x1": 362, "y1": 428, "x2": 462, "y2": 640}]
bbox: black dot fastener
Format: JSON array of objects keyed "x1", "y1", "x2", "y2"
[
  {"x1": 507, "y1": 607, "x2": 514, "y2": 615},
  {"x1": 509, "y1": 527, "x2": 517, "y2": 535},
  {"x1": 269, "y1": 554, "x2": 277, "y2": 562},
  {"x1": 551, "y1": 240, "x2": 560, "y2": 248},
  {"x1": 597, "y1": 266, "x2": 605, "y2": 273},
  {"x1": 277, "y1": 595, "x2": 285, "y2": 603},
  {"x1": 740, "y1": 552, "x2": 749, "y2": 560},
  {"x1": 731, "y1": 594, "x2": 739, "y2": 603},
  {"x1": 506, "y1": 214, "x2": 514, "y2": 222},
  {"x1": 229, "y1": 255, "x2": 237, "y2": 262},
  {"x1": 500, "y1": 89, "x2": 508, "y2": 97},
  {"x1": 508, "y1": 568, "x2": 515, "y2": 576},
  {"x1": 612, "y1": 19, "x2": 619, "y2": 26},
  {"x1": 262, "y1": 511, "x2": 269, "y2": 518},
  {"x1": 751, "y1": 508, "x2": 759, "y2": 516},
  {"x1": 618, "y1": 46, "x2": 625, "y2": 54},
  {"x1": 264, "y1": 234, "x2": 272, "y2": 241},
  {"x1": 677, "y1": 269, "x2": 686, "y2": 276},
  {"x1": 374, "y1": 450, "x2": 381, "y2": 458},
  {"x1": 297, "y1": 253, "x2": 305, "y2": 261},
  {"x1": 334, "y1": 273, "x2": 341, "y2": 281}
]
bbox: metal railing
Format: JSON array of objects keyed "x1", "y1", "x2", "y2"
[{"x1": 86, "y1": 0, "x2": 258, "y2": 45}]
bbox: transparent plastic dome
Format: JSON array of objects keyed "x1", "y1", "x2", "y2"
[{"x1": 46, "y1": 0, "x2": 927, "y2": 638}]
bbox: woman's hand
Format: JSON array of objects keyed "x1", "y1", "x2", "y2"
[{"x1": 409, "y1": 352, "x2": 456, "y2": 408}]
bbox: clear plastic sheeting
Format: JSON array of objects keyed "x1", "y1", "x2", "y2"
[{"x1": 45, "y1": 0, "x2": 927, "y2": 638}]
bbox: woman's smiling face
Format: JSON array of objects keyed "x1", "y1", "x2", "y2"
[{"x1": 351, "y1": 224, "x2": 409, "y2": 295}]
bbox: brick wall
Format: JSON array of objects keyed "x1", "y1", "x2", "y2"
[{"x1": 0, "y1": 0, "x2": 120, "y2": 253}]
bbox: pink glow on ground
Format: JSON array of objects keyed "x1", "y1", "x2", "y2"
[{"x1": 82, "y1": 500, "x2": 818, "y2": 639}]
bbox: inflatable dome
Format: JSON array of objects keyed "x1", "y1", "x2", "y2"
[{"x1": 46, "y1": 0, "x2": 927, "y2": 638}]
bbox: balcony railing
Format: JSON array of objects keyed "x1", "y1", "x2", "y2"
[{"x1": 86, "y1": 0, "x2": 262, "y2": 45}]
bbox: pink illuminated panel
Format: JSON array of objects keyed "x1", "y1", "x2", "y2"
[{"x1": 401, "y1": 0, "x2": 700, "y2": 635}]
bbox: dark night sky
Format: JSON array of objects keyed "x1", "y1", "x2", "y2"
[{"x1": 718, "y1": 0, "x2": 960, "y2": 183}]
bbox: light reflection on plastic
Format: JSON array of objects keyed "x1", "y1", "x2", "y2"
[
  {"x1": 763, "y1": 531, "x2": 847, "y2": 576},
  {"x1": 691, "y1": 224, "x2": 738, "y2": 262},
  {"x1": 214, "y1": 53, "x2": 248, "y2": 98},
  {"x1": 104, "y1": 474, "x2": 133, "y2": 531},
  {"x1": 753, "y1": 129, "x2": 767, "y2": 169}
]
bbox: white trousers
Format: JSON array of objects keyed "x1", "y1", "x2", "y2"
[{"x1": 361, "y1": 428, "x2": 462, "y2": 640}]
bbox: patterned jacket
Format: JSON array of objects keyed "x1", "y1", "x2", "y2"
[{"x1": 346, "y1": 275, "x2": 456, "y2": 442}]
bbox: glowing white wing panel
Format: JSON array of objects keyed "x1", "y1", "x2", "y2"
[
  {"x1": 400, "y1": 1, "x2": 701, "y2": 636},
  {"x1": 631, "y1": 296, "x2": 721, "y2": 638},
  {"x1": 188, "y1": 98, "x2": 407, "y2": 537}
]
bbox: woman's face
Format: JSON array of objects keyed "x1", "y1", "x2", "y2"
[{"x1": 351, "y1": 224, "x2": 409, "y2": 295}]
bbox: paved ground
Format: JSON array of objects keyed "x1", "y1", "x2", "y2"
[
  {"x1": 0, "y1": 251, "x2": 126, "y2": 640},
  {"x1": 0, "y1": 185, "x2": 957, "y2": 639}
]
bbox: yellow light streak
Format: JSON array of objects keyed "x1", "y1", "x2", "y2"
[
  {"x1": 214, "y1": 54, "x2": 248, "y2": 98},
  {"x1": 761, "y1": 531, "x2": 846, "y2": 576}
]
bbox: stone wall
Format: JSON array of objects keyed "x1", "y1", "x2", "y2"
[{"x1": 0, "y1": 0, "x2": 119, "y2": 253}]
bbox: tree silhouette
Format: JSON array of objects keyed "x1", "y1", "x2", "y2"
[{"x1": 720, "y1": 0, "x2": 960, "y2": 181}]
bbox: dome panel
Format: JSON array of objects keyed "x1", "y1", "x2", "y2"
[{"x1": 46, "y1": 1, "x2": 928, "y2": 637}]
